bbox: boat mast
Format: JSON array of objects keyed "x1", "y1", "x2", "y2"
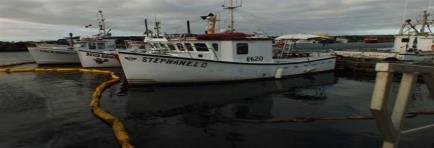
[
  {"x1": 223, "y1": 0, "x2": 242, "y2": 32},
  {"x1": 419, "y1": 10, "x2": 429, "y2": 34},
  {"x1": 97, "y1": 10, "x2": 107, "y2": 37},
  {"x1": 154, "y1": 17, "x2": 161, "y2": 38}
]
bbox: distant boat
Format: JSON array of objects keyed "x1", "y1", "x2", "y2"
[
  {"x1": 335, "y1": 10, "x2": 434, "y2": 62},
  {"x1": 363, "y1": 36, "x2": 392, "y2": 43},
  {"x1": 28, "y1": 43, "x2": 80, "y2": 64}
]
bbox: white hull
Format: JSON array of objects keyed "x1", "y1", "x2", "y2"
[
  {"x1": 77, "y1": 50, "x2": 121, "y2": 67},
  {"x1": 28, "y1": 46, "x2": 79, "y2": 64},
  {"x1": 335, "y1": 50, "x2": 434, "y2": 62},
  {"x1": 118, "y1": 51, "x2": 336, "y2": 84}
]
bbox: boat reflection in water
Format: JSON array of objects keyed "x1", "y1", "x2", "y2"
[
  {"x1": 117, "y1": 72, "x2": 338, "y2": 147},
  {"x1": 121, "y1": 72, "x2": 337, "y2": 122}
]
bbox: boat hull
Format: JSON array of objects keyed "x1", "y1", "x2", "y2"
[
  {"x1": 28, "y1": 47, "x2": 79, "y2": 64},
  {"x1": 118, "y1": 52, "x2": 336, "y2": 84},
  {"x1": 77, "y1": 50, "x2": 121, "y2": 67}
]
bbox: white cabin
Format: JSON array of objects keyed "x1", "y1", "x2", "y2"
[
  {"x1": 393, "y1": 35, "x2": 434, "y2": 53},
  {"x1": 78, "y1": 37, "x2": 117, "y2": 51},
  {"x1": 165, "y1": 32, "x2": 273, "y2": 63}
]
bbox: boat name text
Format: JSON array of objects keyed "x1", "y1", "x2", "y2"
[
  {"x1": 141, "y1": 57, "x2": 208, "y2": 68},
  {"x1": 86, "y1": 52, "x2": 117, "y2": 59}
]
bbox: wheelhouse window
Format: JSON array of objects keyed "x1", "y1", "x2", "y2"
[
  {"x1": 185, "y1": 43, "x2": 194, "y2": 51},
  {"x1": 89, "y1": 42, "x2": 97, "y2": 50},
  {"x1": 159, "y1": 43, "x2": 167, "y2": 48},
  {"x1": 212, "y1": 43, "x2": 219, "y2": 51},
  {"x1": 194, "y1": 43, "x2": 209, "y2": 51},
  {"x1": 176, "y1": 43, "x2": 185, "y2": 51},
  {"x1": 97, "y1": 43, "x2": 105, "y2": 49},
  {"x1": 401, "y1": 38, "x2": 409, "y2": 43},
  {"x1": 236, "y1": 43, "x2": 248, "y2": 54},
  {"x1": 167, "y1": 43, "x2": 176, "y2": 51}
]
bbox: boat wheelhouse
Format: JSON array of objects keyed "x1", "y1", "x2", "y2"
[
  {"x1": 118, "y1": 32, "x2": 336, "y2": 84},
  {"x1": 76, "y1": 37, "x2": 121, "y2": 67}
]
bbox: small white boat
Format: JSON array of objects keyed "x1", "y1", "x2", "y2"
[
  {"x1": 118, "y1": 32, "x2": 336, "y2": 84},
  {"x1": 28, "y1": 44, "x2": 80, "y2": 64},
  {"x1": 335, "y1": 10, "x2": 434, "y2": 62}
]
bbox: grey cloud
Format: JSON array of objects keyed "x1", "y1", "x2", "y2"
[{"x1": 0, "y1": 0, "x2": 432, "y2": 41}]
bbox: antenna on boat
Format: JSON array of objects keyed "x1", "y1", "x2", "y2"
[
  {"x1": 97, "y1": 10, "x2": 107, "y2": 37},
  {"x1": 419, "y1": 10, "x2": 430, "y2": 34},
  {"x1": 222, "y1": 0, "x2": 242, "y2": 32},
  {"x1": 154, "y1": 17, "x2": 161, "y2": 38}
]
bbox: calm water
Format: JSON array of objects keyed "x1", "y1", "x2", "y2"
[{"x1": 0, "y1": 51, "x2": 433, "y2": 148}]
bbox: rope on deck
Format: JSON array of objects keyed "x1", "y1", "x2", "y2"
[{"x1": 0, "y1": 66, "x2": 133, "y2": 148}]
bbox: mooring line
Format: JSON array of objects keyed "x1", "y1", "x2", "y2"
[
  {"x1": 228, "y1": 112, "x2": 434, "y2": 124},
  {"x1": 0, "y1": 66, "x2": 133, "y2": 148}
]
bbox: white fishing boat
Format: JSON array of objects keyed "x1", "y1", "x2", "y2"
[
  {"x1": 335, "y1": 10, "x2": 434, "y2": 62},
  {"x1": 28, "y1": 36, "x2": 81, "y2": 64},
  {"x1": 76, "y1": 11, "x2": 122, "y2": 68},
  {"x1": 28, "y1": 45, "x2": 79, "y2": 65},
  {"x1": 118, "y1": 32, "x2": 335, "y2": 84},
  {"x1": 118, "y1": 1, "x2": 336, "y2": 84}
]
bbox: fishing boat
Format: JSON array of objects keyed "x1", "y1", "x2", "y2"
[
  {"x1": 335, "y1": 10, "x2": 434, "y2": 62},
  {"x1": 117, "y1": 1, "x2": 336, "y2": 84},
  {"x1": 76, "y1": 11, "x2": 122, "y2": 68},
  {"x1": 28, "y1": 35, "x2": 80, "y2": 64}
]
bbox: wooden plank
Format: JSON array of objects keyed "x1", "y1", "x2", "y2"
[
  {"x1": 376, "y1": 63, "x2": 434, "y2": 74},
  {"x1": 389, "y1": 72, "x2": 417, "y2": 148},
  {"x1": 370, "y1": 72, "x2": 397, "y2": 143},
  {"x1": 422, "y1": 74, "x2": 434, "y2": 100},
  {"x1": 370, "y1": 72, "x2": 393, "y2": 110},
  {"x1": 371, "y1": 110, "x2": 397, "y2": 142}
]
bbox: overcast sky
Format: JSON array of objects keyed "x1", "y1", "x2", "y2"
[{"x1": 0, "y1": 0, "x2": 431, "y2": 41}]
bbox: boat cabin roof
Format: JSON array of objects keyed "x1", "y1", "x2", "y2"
[{"x1": 170, "y1": 32, "x2": 271, "y2": 41}]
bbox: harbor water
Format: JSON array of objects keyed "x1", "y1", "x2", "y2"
[{"x1": 1, "y1": 50, "x2": 434, "y2": 148}]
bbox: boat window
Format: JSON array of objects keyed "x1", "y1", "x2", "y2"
[
  {"x1": 185, "y1": 43, "x2": 194, "y2": 51},
  {"x1": 194, "y1": 43, "x2": 209, "y2": 51},
  {"x1": 97, "y1": 43, "x2": 105, "y2": 49},
  {"x1": 212, "y1": 43, "x2": 219, "y2": 51},
  {"x1": 167, "y1": 43, "x2": 176, "y2": 50},
  {"x1": 176, "y1": 43, "x2": 185, "y2": 51},
  {"x1": 89, "y1": 42, "x2": 97, "y2": 50},
  {"x1": 401, "y1": 38, "x2": 409, "y2": 43},
  {"x1": 149, "y1": 43, "x2": 154, "y2": 48},
  {"x1": 153, "y1": 43, "x2": 160, "y2": 48},
  {"x1": 159, "y1": 43, "x2": 167, "y2": 48},
  {"x1": 236, "y1": 43, "x2": 248, "y2": 54}
]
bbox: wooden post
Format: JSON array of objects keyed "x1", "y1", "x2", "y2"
[
  {"x1": 370, "y1": 71, "x2": 397, "y2": 142},
  {"x1": 422, "y1": 74, "x2": 434, "y2": 100}
]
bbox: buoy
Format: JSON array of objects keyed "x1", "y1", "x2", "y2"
[{"x1": 274, "y1": 67, "x2": 284, "y2": 79}]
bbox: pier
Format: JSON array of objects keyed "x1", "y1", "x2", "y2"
[{"x1": 370, "y1": 63, "x2": 434, "y2": 148}]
